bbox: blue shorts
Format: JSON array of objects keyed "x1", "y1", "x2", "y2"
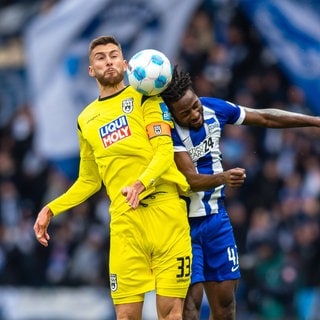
[{"x1": 189, "y1": 211, "x2": 240, "y2": 285}]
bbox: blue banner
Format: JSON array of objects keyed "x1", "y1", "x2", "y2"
[{"x1": 240, "y1": 0, "x2": 320, "y2": 115}]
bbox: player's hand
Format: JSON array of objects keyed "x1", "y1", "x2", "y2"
[
  {"x1": 33, "y1": 206, "x2": 53, "y2": 247},
  {"x1": 223, "y1": 167, "x2": 246, "y2": 188},
  {"x1": 121, "y1": 180, "x2": 145, "y2": 209}
]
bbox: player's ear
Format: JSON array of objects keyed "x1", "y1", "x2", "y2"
[
  {"x1": 88, "y1": 65, "x2": 95, "y2": 77},
  {"x1": 123, "y1": 60, "x2": 128, "y2": 70}
]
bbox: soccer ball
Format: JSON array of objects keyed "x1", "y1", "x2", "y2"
[{"x1": 127, "y1": 49, "x2": 172, "y2": 96}]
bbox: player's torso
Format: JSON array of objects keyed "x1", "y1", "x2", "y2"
[
  {"x1": 173, "y1": 98, "x2": 242, "y2": 217},
  {"x1": 78, "y1": 87, "x2": 182, "y2": 215},
  {"x1": 78, "y1": 87, "x2": 156, "y2": 204},
  {"x1": 80, "y1": 87, "x2": 152, "y2": 161},
  {"x1": 175, "y1": 104, "x2": 224, "y2": 176}
]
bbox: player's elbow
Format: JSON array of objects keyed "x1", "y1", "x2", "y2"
[
  {"x1": 83, "y1": 178, "x2": 102, "y2": 194},
  {"x1": 92, "y1": 181, "x2": 102, "y2": 193},
  {"x1": 185, "y1": 175, "x2": 203, "y2": 192}
]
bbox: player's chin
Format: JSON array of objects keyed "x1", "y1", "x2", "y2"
[
  {"x1": 191, "y1": 120, "x2": 203, "y2": 130},
  {"x1": 102, "y1": 74, "x2": 122, "y2": 86},
  {"x1": 191, "y1": 115, "x2": 203, "y2": 128}
]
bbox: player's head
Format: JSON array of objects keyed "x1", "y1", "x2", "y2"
[
  {"x1": 88, "y1": 35, "x2": 127, "y2": 87},
  {"x1": 161, "y1": 65, "x2": 204, "y2": 129},
  {"x1": 89, "y1": 35, "x2": 123, "y2": 55}
]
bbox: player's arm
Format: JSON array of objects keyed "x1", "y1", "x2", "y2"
[
  {"x1": 242, "y1": 107, "x2": 320, "y2": 128},
  {"x1": 47, "y1": 125, "x2": 102, "y2": 215},
  {"x1": 122, "y1": 96, "x2": 176, "y2": 208},
  {"x1": 139, "y1": 126, "x2": 174, "y2": 185},
  {"x1": 34, "y1": 127, "x2": 102, "y2": 246},
  {"x1": 34, "y1": 157, "x2": 102, "y2": 246},
  {"x1": 174, "y1": 151, "x2": 246, "y2": 192},
  {"x1": 137, "y1": 96, "x2": 177, "y2": 188},
  {"x1": 122, "y1": 130, "x2": 174, "y2": 208},
  {"x1": 47, "y1": 158, "x2": 102, "y2": 214}
]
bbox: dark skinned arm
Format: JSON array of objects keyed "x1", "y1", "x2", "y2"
[
  {"x1": 243, "y1": 107, "x2": 320, "y2": 128},
  {"x1": 174, "y1": 151, "x2": 246, "y2": 192}
]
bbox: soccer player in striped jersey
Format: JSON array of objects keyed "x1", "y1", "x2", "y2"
[{"x1": 161, "y1": 66, "x2": 320, "y2": 320}]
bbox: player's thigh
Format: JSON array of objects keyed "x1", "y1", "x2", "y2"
[
  {"x1": 152, "y1": 198, "x2": 192, "y2": 297},
  {"x1": 190, "y1": 238, "x2": 205, "y2": 285},
  {"x1": 156, "y1": 295, "x2": 184, "y2": 320},
  {"x1": 109, "y1": 210, "x2": 154, "y2": 302},
  {"x1": 203, "y1": 213, "x2": 240, "y2": 281}
]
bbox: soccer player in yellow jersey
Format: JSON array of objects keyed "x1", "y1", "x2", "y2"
[{"x1": 33, "y1": 36, "x2": 192, "y2": 320}]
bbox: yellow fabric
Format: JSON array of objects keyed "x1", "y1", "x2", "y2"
[
  {"x1": 110, "y1": 195, "x2": 191, "y2": 303},
  {"x1": 48, "y1": 86, "x2": 189, "y2": 217}
]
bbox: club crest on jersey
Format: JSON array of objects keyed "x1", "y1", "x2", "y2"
[
  {"x1": 99, "y1": 115, "x2": 131, "y2": 148},
  {"x1": 153, "y1": 125, "x2": 162, "y2": 135},
  {"x1": 110, "y1": 274, "x2": 118, "y2": 292},
  {"x1": 122, "y1": 98, "x2": 134, "y2": 113}
]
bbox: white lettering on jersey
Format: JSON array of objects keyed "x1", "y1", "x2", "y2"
[
  {"x1": 187, "y1": 125, "x2": 220, "y2": 162},
  {"x1": 99, "y1": 115, "x2": 131, "y2": 147}
]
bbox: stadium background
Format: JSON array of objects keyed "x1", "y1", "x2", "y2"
[{"x1": 0, "y1": 0, "x2": 319, "y2": 319}]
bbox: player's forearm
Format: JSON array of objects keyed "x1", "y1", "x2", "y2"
[
  {"x1": 245, "y1": 107, "x2": 320, "y2": 128},
  {"x1": 267, "y1": 110, "x2": 320, "y2": 128},
  {"x1": 139, "y1": 136, "x2": 174, "y2": 189},
  {"x1": 48, "y1": 158, "x2": 102, "y2": 216},
  {"x1": 187, "y1": 172, "x2": 226, "y2": 192},
  {"x1": 48, "y1": 177, "x2": 102, "y2": 215}
]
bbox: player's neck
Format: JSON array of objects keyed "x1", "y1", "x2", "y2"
[{"x1": 99, "y1": 82, "x2": 126, "y2": 98}]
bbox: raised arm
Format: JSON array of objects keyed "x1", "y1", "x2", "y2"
[{"x1": 243, "y1": 107, "x2": 320, "y2": 128}]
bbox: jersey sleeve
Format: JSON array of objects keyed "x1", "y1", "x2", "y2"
[
  {"x1": 138, "y1": 135, "x2": 175, "y2": 189},
  {"x1": 201, "y1": 97, "x2": 246, "y2": 125},
  {"x1": 142, "y1": 95, "x2": 173, "y2": 128},
  {"x1": 230, "y1": 103, "x2": 246, "y2": 125},
  {"x1": 137, "y1": 96, "x2": 176, "y2": 189},
  {"x1": 47, "y1": 126, "x2": 102, "y2": 215}
]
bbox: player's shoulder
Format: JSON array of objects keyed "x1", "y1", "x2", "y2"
[
  {"x1": 200, "y1": 96, "x2": 236, "y2": 108},
  {"x1": 201, "y1": 96, "x2": 241, "y2": 114},
  {"x1": 78, "y1": 98, "x2": 99, "y2": 119},
  {"x1": 125, "y1": 85, "x2": 164, "y2": 106}
]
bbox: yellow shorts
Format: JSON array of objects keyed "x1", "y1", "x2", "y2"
[{"x1": 109, "y1": 194, "x2": 191, "y2": 304}]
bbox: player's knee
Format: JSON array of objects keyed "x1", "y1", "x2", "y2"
[
  {"x1": 214, "y1": 300, "x2": 235, "y2": 320},
  {"x1": 158, "y1": 308, "x2": 183, "y2": 320},
  {"x1": 184, "y1": 299, "x2": 201, "y2": 312},
  {"x1": 183, "y1": 301, "x2": 201, "y2": 320}
]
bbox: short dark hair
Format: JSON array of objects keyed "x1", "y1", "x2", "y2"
[
  {"x1": 89, "y1": 35, "x2": 122, "y2": 55},
  {"x1": 161, "y1": 65, "x2": 193, "y2": 104}
]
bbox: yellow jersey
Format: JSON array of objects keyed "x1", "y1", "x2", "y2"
[{"x1": 47, "y1": 86, "x2": 189, "y2": 217}]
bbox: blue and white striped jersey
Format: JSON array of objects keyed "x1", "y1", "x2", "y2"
[{"x1": 172, "y1": 97, "x2": 245, "y2": 217}]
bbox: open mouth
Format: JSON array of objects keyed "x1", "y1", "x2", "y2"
[{"x1": 192, "y1": 116, "x2": 202, "y2": 127}]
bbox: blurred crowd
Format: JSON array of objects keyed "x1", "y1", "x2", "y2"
[{"x1": 0, "y1": 1, "x2": 319, "y2": 319}]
